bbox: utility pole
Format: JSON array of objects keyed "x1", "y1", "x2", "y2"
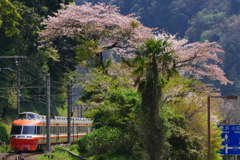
[
  {"x1": 0, "y1": 56, "x2": 27, "y2": 114},
  {"x1": 68, "y1": 81, "x2": 72, "y2": 144},
  {"x1": 16, "y1": 59, "x2": 21, "y2": 115},
  {"x1": 46, "y1": 74, "x2": 51, "y2": 153}
]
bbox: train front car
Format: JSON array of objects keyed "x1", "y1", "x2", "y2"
[{"x1": 10, "y1": 112, "x2": 43, "y2": 152}]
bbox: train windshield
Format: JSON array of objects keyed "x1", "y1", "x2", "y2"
[
  {"x1": 11, "y1": 126, "x2": 37, "y2": 134},
  {"x1": 22, "y1": 126, "x2": 36, "y2": 134},
  {"x1": 17, "y1": 113, "x2": 40, "y2": 120},
  {"x1": 11, "y1": 126, "x2": 22, "y2": 134}
]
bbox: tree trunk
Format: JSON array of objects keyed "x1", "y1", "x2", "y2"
[{"x1": 141, "y1": 55, "x2": 166, "y2": 160}]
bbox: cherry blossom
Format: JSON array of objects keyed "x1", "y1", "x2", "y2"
[
  {"x1": 38, "y1": 2, "x2": 155, "y2": 58},
  {"x1": 38, "y1": 2, "x2": 231, "y2": 85},
  {"x1": 155, "y1": 32, "x2": 232, "y2": 85}
]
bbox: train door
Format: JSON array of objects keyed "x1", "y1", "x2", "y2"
[
  {"x1": 86, "y1": 124, "x2": 88, "y2": 134},
  {"x1": 56, "y1": 123, "x2": 60, "y2": 143},
  {"x1": 72, "y1": 119, "x2": 74, "y2": 142},
  {"x1": 42, "y1": 123, "x2": 46, "y2": 144},
  {"x1": 76, "y1": 124, "x2": 79, "y2": 139}
]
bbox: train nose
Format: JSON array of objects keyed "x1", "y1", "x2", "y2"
[{"x1": 11, "y1": 138, "x2": 38, "y2": 151}]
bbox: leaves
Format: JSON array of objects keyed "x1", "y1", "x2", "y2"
[{"x1": 0, "y1": 0, "x2": 21, "y2": 37}]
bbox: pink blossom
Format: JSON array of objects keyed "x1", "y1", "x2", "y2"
[
  {"x1": 155, "y1": 32, "x2": 232, "y2": 85},
  {"x1": 38, "y1": 2, "x2": 155, "y2": 56}
]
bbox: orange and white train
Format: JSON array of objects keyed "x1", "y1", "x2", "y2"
[{"x1": 10, "y1": 112, "x2": 92, "y2": 152}]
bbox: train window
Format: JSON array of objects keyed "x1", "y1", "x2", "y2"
[
  {"x1": 11, "y1": 126, "x2": 22, "y2": 134},
  {"x1": 17, "y1": 114, "x2": 27, "y2": 119},
  {"x1": 80, "y1": 126, "x2": 87, "y2": 132},
  {"x1": 22, "y1": 126, "x2": 36, "y2": 134},
  {"x1": 28, "y1": 113, "x2": 40, "y2": 119},
  {"x1": 40, "y1": 126, "x2": 46, "y2": 134},
  {"x1": 51, "y1": 126, "x2": 56, "y2": 134},
  {"x1": 17, "y1": 113, "x2": 40, "y2": 120},
  {"x1": 36, "y1": 126, "x2": 40, "y2": 134}
]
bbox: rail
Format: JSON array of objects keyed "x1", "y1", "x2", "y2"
[{"x1": 55, "y1": 149, "x2": 89, "y2": 160}]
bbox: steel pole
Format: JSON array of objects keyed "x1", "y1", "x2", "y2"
[
  {"x1": 16, "y1": 59, "x2": 21, "y2": 115},
  {"x1": 46, "y1": 74, "x2": 51, "y2": 153},
  {"x1": 207, "y1": 96, "x2": 211, "y2": 160},
  {"x1": 67, "y1": 82, "x2": 72, "y2": 144}
]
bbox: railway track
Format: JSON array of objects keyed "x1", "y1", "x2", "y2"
[
  {"x1": 0, "y1": 152, "x2": 43, "y2": 160},
  {"x1": 55, "y1": 149, "x2": 89, "y2": 160}
]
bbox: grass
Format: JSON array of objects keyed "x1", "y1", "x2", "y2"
[
  {"x1": 0, "y1": 144, "x2": 10, "y2": 153},
  {"x1": 38, "y1": 151, "x2": 77, "y2": 160},
  {"x1": 37, "y1": 144, "x2": 80, "y2": 160}
]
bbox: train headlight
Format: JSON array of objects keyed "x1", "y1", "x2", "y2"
[
  {"x1": 17, "y1": 136, "x2": 25, "y2": 139},
  {"x1": 27, "y1": 136, "x2": 32, "y2": 139}
]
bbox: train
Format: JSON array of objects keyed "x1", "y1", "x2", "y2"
[{"x1": 10, "y1": 112, "x2": 92, "y2": 152}]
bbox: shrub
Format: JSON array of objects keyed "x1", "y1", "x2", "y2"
[
  {"x1": 78, "y1": 126, "x2": 121, "y2": 156},
  {"x1": 0, "y1": 122, "x2": 9, "y2": 142}
]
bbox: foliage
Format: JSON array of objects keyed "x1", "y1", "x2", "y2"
[
  {"x1": 131, "y1": 33, "x2": 227, "y2": 159},
  {"x1": 183, "y1": 0, "x2": 240, "y2": 95},
  {"x1": 91, "y1": 88, "x2": 141, "y2": 129},
  {"x1": 77, "y1": 66, "x2": 146, "y2": 158},
  {"x1": 163, "y1": 76, "x2": 224, "y2": 159},
  {"x1": 78, "y1": 35, "x2": 229, "y2": 159},
  {"x1": 133, "y1": 38, "x2": 175, "y2": 160},
  {"x1": 78, "y1": 127, "x2": 121, "y2": 156},
  {"x1": 0, "y1": 1, "x2": 46, "y2": 116},
  {"x1": 0, "y1": 122, "x2": 9, "y2": 142},
  {"x1": 0, "y1": 0, "x2": 76, "y2": 117},
  {"x1": 0, "y1": 1, "x2": 237, "y2": 159},
  {"x1": 78, "y1": 63, "x2": 135, "y2": 106},
  {"x1": 38, "y1": 150, "x2": 76, "y2": 160},
  {"x1": 0, "y1": 144, "x2": 10, "y2": 153},
  {"x1": 66, "y1": 144, "x2": 79, "y2": 155},
  {"x1": 78, "y1": 126, "x2": 145, "y2": 160},
  {"x1": 12, "y1": 0, "x2": 73, "y2": 17},
  {"x1": 211, "y1": 125, "x2": 224, "y2": 160},
  {"x1": 0, "y1": 0, "x2": 21, "y2": 37},
  {"x1": 167, "y1": 115, "x2": 205, "y2": 160},
  {"x1": 82, "y1": 0, "x2": 240, "y2": 97}
]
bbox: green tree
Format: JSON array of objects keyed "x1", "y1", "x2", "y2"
[
  {"x1": 0, "y1": 0, "x2": 73, "y2": 117},
  {"x1": 0, "y1": 0, "x2": 21, "y2": 37},
  {"x1": 77, "y1": 65, "x2": 145, "y2": 159},
  {"x1": 168, "y1": 115, "x2": 205, "y2": 160},
  {"x1": 133, "y1": 38, "x2": 176, "y2": 160},
  {"x1": 78, "y1": 87, "x2": 142, "y2": 158},
  {"x1": 163, "y1": 76, "x2": 224, "y2": 160}
]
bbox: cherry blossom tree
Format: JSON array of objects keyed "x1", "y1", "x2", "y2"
[
  {"x1": 38, "y1": 2, "x2": 230, "y2": 85},
  {"x1": 38, "y1": 2, "x2": 154, "y2": 74},
  {"x1": 155, "y1": 32, "x2": 232, "y2": 85}
]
